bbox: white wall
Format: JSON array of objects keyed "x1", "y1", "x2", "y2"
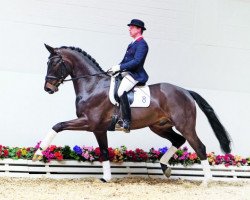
[{"x1": 0, "y1": 0, "x2": 250, "y2": 156}]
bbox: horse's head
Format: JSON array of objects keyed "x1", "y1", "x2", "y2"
[{"x1": 44, "y1": 44, "x2": 71, "y2": 94}]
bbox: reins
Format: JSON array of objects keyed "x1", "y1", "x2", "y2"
[
  {"x1": 46, "y1": 71, "x2": 109, "y2": 85},
  {"x1": 63, "y1": 71, "x2": 109, "y2": 82}
]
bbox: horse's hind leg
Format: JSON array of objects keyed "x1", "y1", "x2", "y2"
[
  {"x1": 176, "y1": 125, "x2": 212, "y2": 183},
  {"x1": 149, "y1": 126, "x2": 186, "y2": 177}
]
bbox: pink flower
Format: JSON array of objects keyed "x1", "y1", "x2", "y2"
[
  {"x1": 225, "y1": 163, "x2": 230, "y2": 167},
  {"x1": 42, "y1": 149, "x2": 55, "y2": 162},
  {"x1": 35, "y1": 141, "x2": 41, "y2": 149},
  {"x1": 242, "y1": 159, "x2": 247, "y2": 165},
  {"x1": 189, "y1": 153, "x2": 198, "y2": 160},
  {"x1": 89, "y1": 155, "x2": 94, "y2": 161},
  {"x1": 82, "y1": 152, "x2": 90, "y2": 160},
  {"x1": 83, "y1": 146, "x2": 94, "y2": 151}
]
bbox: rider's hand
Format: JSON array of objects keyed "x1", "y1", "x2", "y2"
[{"x1": 108, "y1": 65, "x2": 120, "y2": 75}]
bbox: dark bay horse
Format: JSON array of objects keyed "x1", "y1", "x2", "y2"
[{"x1": 35, "y1": 44, "x2": 231, "y2": 182}]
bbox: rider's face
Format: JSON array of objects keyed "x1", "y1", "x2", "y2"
[{"x1": 129, "y1": 25, "x2": 142, "y2": 38}]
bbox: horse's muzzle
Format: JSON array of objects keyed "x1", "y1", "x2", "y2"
[{"x1": 44, "y1": 82, "x2": 59, "y2": 94}]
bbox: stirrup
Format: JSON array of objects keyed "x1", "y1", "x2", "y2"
[
  {"x1": 115, "y1": 120, "x2": 130, "y2": 133},
  {"x1": 122, "y1": 120, "x2": 130, "y2": 133}
]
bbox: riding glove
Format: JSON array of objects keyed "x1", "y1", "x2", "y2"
[{"x1": 108, "y1": 65, "x2": 120, "y2": 74}]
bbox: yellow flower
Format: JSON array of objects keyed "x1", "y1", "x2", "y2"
[
  {"x1": 114, "y1": 148, "x2": 121, "y2": 155},
  {"x1": 208, "y1": 157, "x2": 214, "y2": 163},
  {"x1": 235, "y1": 155, "x2": 241, "y2": 162},
  {"x1": 21, "y1": 148, "x2": 27, "y2": 156}
]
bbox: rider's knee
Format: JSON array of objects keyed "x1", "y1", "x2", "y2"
[{"x1": 117, "y1": 88, "x2": 125, "y2": 97}]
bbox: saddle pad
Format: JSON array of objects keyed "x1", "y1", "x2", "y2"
[{"x1": 109, "y1": 76, "x2": 150, "y2": 107}]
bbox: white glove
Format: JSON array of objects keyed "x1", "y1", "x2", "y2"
[{"x1": 108, "y1": 65, "x2": 120, "y2": 75}]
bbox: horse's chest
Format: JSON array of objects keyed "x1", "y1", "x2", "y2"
[
  {"x1": 75, "y1": 97, "x2": 93, "y2": 117},
  {"x1": 75, "y1": 96, "x2": 86, "y2": 117}
]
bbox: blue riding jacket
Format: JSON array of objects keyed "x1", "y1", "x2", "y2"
[{"x1": 120, "y1": 37, "x2": 149, "y2": 84}]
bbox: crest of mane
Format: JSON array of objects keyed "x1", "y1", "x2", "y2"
[{"x1": 60, "y1": 46, "x2": 104, "y2": 72}]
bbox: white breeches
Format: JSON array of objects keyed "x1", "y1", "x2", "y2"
[{"x1": 117, "y1": 74, "x2": 138, "y2": 97}]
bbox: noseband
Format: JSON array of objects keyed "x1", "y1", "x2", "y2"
[{"x1": 45, "y1": 54, "x2": 70, "y2": 84}]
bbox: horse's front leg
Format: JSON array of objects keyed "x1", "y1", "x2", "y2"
[
  {"x1": 94, "y1": 131, "x2": 111, "y2": 182},
  {"x1": 33, "y1": 117, "x2": 90, "y2": 160}
]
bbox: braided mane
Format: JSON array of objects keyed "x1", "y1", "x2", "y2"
[{"x1": 60, "y1": 46, "x2": 104, "y2": 72}]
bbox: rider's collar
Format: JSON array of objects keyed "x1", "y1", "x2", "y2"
[{"x1": 132, "y1": 36, "x2": 143, "y2": 43}]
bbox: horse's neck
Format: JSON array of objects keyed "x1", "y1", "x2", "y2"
[
  {"x1": 67, "y1": 51, "x2": 110, "y2": 98},
  {"x1": 70, "y1": 64, "x2": 109, "y2": 97},
  {"x1": 71, "y1": 62, "x2": 96, "y2": 78},
  {"x1": 72, "y1": 76, "x2": 110, "y2": 100}
]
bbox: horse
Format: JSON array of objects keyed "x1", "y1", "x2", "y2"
[{"x1": 33, "y1": 44, "x2": 231, "y2": 184}]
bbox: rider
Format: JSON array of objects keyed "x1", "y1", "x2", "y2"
[{"x1": 109, "y1": 19, "x2": 149, "y2": 132}]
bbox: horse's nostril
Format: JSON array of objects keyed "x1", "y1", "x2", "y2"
[
  {"x1": 44, "y1": 87, "x2": 54, "y2": 94},
  {"x1": 45, "y1": 81, "x2": 58, "y2": 93},
  {"x1": 48, "y1": 90, "x2": 54, "y2": 94},
  {"x1": 44, "y1": 87, "x2": 50, "y2": 92},
  {"x1": 44, "y1": 86, "x2": 53, "y2": 93}
]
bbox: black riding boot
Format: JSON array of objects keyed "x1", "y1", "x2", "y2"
[{"x1": 119, "y1": 92, "x2": 131, "y2": 133}]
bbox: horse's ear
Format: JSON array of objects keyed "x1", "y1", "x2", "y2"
[{"x1": 44, "y1": 44, "x2": 55, "y2": 54}]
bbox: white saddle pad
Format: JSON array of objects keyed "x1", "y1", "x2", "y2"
[{"x1": 109, "y1": 76, "x2": 150, "y2": 107}]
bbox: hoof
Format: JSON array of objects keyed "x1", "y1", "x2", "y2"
[
  {"x1": 164, "y1": 167, "x2": 172, "y2": 178},
  {"x1": 124, "y1": 128, "x2": 130, "y2": 133},
  {"x1": 32, "y1": 154, "x2": 43, "y2": 161},
  {"x1": 100, "y1": 178, "x2": 108, "y2": 183},
  {"x1": 160, "y1": 163, "x2": 171, "y2": 178}
]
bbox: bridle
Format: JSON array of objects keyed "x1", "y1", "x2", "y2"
[
  {"x1": 45, "y1": 54, "x2": 70, "y2": 83},
  {"x1": 45, "y1": 53, "x2": 109, "y2": 92}
]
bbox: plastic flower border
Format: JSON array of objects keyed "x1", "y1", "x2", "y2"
[{"x1": 0, "y1": 144, "x2": 249, "y2": 167}]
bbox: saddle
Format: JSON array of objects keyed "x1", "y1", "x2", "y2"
[
  {"x1": 109, "y1": 75, "x2": 150, "y2": 108},
  {"x1": 108, "y1": 75, "x2": 150, "y2": 131}
]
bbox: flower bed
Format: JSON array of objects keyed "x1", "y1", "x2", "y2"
[{"x1": 0, "y1": 144, "x2": 249, "y2": 167}]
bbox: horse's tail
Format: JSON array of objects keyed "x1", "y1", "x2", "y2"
[{"x1": 188, "y1": 90, "x2": 231, "y2": 154}]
